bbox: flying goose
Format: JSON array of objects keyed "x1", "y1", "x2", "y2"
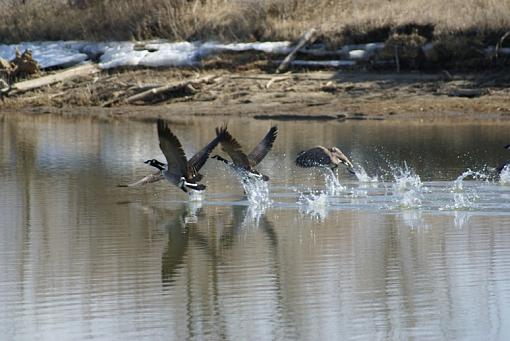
[
  {"x1": 212, "y1": 126, "x2": 278, "y2": 181},
  {"x1": 119, "y1": 119, "x2": 225, "y2": 192},
  {"x1": 295, "y1": 146, "x2": 355, "y2": 174},
  {"x1": 117, "y1": 159, "x2": 166, "y2": 187},
  {"x1": 496, "y1": 144, "x2": 510, "y2": 174}
]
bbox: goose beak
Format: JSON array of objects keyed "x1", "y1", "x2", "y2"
[{"x1": 342, "y1": 160, "x2": 355, "y2": 174}]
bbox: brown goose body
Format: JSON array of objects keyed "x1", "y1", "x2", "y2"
[
  {"x1": 296, "y1": 146, "x2": 354, "y2": 172},
  {"x1": 213, "y1": 126, "x2": 278, "y2": 181}
]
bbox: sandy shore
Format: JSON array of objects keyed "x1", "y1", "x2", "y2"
[{"x1": 2, "y1": 68, "x2": 510, "y2": 122}]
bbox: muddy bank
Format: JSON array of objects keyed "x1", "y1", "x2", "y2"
[{"x1": 2, "y1": 68, "x2": 510, "y2": 122}]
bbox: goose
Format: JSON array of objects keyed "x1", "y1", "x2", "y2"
[
  {"x1": 295, "y1": 146, "x2": 355, "y2": 174},
  {"x1": 119, "y1": 119, "x2": 225, "y2": 192},
  {"x1": 496, "y1": 144, "x2": 510, "y2": 174},
  {"x1": 117, "y1": 159, "x2": 166, "y2": 187},
  {"x1": 212, "y1": 126, "x2": 278, "y2": 181}
]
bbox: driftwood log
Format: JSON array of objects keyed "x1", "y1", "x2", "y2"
[
  {"x1": 8, "y1": 63, "x2": 100, "y2": 95},
  {"x1": 276, "y1": 28, "x2": 318, "y2": 73},
  {"x1": 124, "y1": 75, "x2": 217, "y2": 104}
]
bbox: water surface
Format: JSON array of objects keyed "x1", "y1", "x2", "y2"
[{"x1": 1, "y1": 115, "x2": 510, "y2": 340}]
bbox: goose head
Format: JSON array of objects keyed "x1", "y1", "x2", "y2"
[
  {"x1": 329, "y1": 147, "x2": 354, "y2": 169},
  {"x1": 144, "y1": 159, "x2": 166, "y2": 170}
]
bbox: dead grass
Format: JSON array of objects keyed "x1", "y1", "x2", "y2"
[{"x1": 0, "y1": 0, "x2": 509, "y2": 44}]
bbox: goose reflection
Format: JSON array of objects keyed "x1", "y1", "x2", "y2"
[
  {"x1": 159, "y1": 203, "x2": 290, "y2": 337},
  {"x1": 161, "y1": 203, "x2": 216, "y2": 287}
]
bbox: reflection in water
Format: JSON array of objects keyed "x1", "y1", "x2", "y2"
[{"x1": 2, "y1": 115, "x2": 510, "y2": 340}]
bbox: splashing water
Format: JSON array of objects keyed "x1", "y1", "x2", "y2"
[
  {"x1": 188, "y1": 189, "x2": 205, "y2": 202},
  {"x1": 392, "y1": 164, "x2": 424, "y2": 208},
  {"x1": 452, "y1": 169, "x2": 488, "y2": 192},
  {"x1": 323, "y1": 168, "x2": 345, "y2": 196},
  {"x1": 441, "y1": 169, "x2": 483, "y2": 210},
  {"x1": 354, "y1": 166, "x2": 378, "y2": 183},
  {"x1": 298, "y1": 191, "x2": 329, "y2": 221},
  {"x1": 239, "y1": 172, "x2": 272, "y2": 207},
  {"x1": 500, "y1": 165, "x2": 510, "y2": 184}
]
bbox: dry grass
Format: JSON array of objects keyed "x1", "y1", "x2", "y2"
[{"x1": 0, "y1": 0, "x2": 510, "y2": 44}]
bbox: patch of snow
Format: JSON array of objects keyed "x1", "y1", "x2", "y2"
[
  {"x1": 0, "y1": 41, "x2": 88, "y2": 69},
  {"x1": 1, "y1": 40, "x2": 293, "y2": 70},
  {"x1": 349, "y1": 49, "x2": 367, "y2": 60},
  {"x1": 199, "y1": 41, "x2": 291, "y2": 56}
]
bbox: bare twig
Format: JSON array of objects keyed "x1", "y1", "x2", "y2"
[{"x1": 496, "y1": 31, "x2": 510, "y2": 58}]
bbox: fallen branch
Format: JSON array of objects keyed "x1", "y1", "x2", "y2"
[
  {"x1": 266, "y1": 75, "x2": 291, "y2": 89},
  {"x1": 276, "y1": 28, "x2": 318, "y2": 73},
  {"x1": 9, "y1": 63, "x2": 100, "y2": 95},
  {"x1": 274, "y1": 60, "x2": 356, "y2": 68},
  {"x1": 124, "y1": 75, "x2": 216, "y2": 104}
]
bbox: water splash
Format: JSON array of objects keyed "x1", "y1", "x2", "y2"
[
  {"x1": 500, "y1": 165, "x2": 510, "y2": 184},
  {"x1": 298, "y1": 191, "x2": 329, "y2": 221},
  {"x1": 452, "y1": 169, "x2": 488, "y2": 192},
  {"x1": 441, "y1": 169, "x2": 482, "y2": 210},
  {"x1": 188, "y1": 189, "x2": 204, "y2": 202},
  {"x1": 239, "y1": 173, "x2": 272, "y2": 207},
  {"x1": 323, "y1": 168, "x2": 345, "y2": 196},
  {"x1": 392, "y1": 164, "x2": 424, "y2": 208},
  {"x1": 354, "y1": 166, "x2": 378, "y2": 183}
]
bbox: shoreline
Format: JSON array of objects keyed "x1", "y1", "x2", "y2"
[{"x1": 2, "y1": 69, "x2": 510, "y2": 123}]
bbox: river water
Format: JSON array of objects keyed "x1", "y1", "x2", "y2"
[{"x1": 1, "y1": 115, "x2": 510, "y2": 340}]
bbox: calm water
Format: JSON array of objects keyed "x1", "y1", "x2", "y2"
[{"x1": 1, "y1": 115, "x2": 510, "y2": 340}]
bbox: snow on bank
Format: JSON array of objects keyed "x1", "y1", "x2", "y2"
[
  {"x1": 0, "y1": 40, "x2": 292, "y2": 70},
  {"x1": 0, "y1": 41, "x2": 89, "y2": 69}
]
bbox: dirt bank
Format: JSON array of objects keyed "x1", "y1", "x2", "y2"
[{"x1": 2, "y1": 67, "x2": 510, "y2": 122}]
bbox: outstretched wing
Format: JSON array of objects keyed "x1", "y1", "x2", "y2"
[
  {"x1": 118, "y1": 171, "x2": 165, "y2": 187},
  {"x1": 218, "y1": 128, "x2": 251, "y2": 167},
  {"x1": 295, "y1": 147, "x2": 332, "y2": 167},
  {"x1": 248, "y1": 126, "x2": 278, "y2": 166},
  {"x1": 187, "y1": 125, "x2": 227, "y2": 177},
  {"x1": 157, "y1": 119, "x2": 188, "y2": 177}
]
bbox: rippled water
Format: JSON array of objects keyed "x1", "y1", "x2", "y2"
[{"x1": 1, "y1": 115, "x2": 510, "y2": 340}]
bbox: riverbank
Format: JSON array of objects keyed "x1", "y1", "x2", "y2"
[{"x1": 2, "y1": 66, "x2": 510, "y2": 122}]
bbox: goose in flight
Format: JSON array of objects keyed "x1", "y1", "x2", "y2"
[
  {"x1": 117, "y1": 159, "x2": 166, "y2": 188},
  {"x1": 212, "y1": 126, "x2": 278, "y2": 181},
  {"x1": 296, "y1": 146, "x2": 355, "y2": 174},
  {"x1": 119, "y1": 119, "x2": 225, "y2": 192}
]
